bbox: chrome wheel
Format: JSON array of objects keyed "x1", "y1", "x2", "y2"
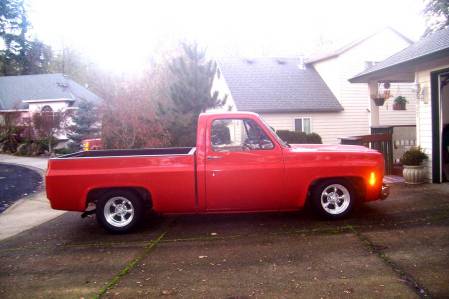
[
  {"x1": 320, "y1": 184, "x2": 350, "y2": 215},
  {"x1": 104, "y1": 196, "x2": 134, "y2": 227}
]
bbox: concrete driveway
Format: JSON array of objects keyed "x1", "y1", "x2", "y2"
[
  {"x1": 0, "y1": 183, "x2": 448, "y2": 299},
  {"x1": 0, "y1": 154, "x2": 64, "y2": 241}
]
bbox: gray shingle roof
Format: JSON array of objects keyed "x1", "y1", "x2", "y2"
[
  {"x1": 0, "y1": 73, "x2": 102, "y2": 110},
  {"x1": 217, "y1": 57, "x2": 343, "y2": 113},
  {"x1": 350, "y1": 27, "x2": 449, "y2": 82}
]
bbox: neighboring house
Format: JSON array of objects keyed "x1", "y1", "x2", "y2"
[
  {"x1": 211, "y1": 57, "x2": 344, "y2": 144},
  {"x1": 211, "y1": 27, "x2": 417, "y2": 145},
  {"x1": 350, "y1": 26, "x2": 449, "y2": 183},
  {"x1": 0, "y1": 73, "x2": 101, "y2": 141}
]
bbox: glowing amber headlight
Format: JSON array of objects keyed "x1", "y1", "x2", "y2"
[{"x1": 368, "y1": 172, "x2": 377, "y2": 186}]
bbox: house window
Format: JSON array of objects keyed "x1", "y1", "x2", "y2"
[
  {"x1": 41, "y1": 105, "x2": 53, "y2": 113},
  {"x1": 294, "y1": 118, "x2": 311, "y2": 134}
]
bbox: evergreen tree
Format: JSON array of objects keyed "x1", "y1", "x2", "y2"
[
  {"x1": 67, "y1": 99, "x2": 100, "y2": 149},
  {"x1": 159, "y1": 42, "x2": 227, "y2": 146},
  {"x1": 423, "y1": 0, "x2": 449, "y2": 35},
  {"x1": 0, "y1": 0, "x2": 52, "y2": 75}
]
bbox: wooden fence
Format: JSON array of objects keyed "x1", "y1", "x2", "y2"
[{"x1": 340, "y1": 125, "x2": 416, "y2": 175}]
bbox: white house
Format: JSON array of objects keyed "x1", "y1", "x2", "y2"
[
  {"x1": 211, "y1": 27, "x2": 417, "y2": 145},
  {"x1": 0, "y1": 73, "x2": 101, "y2": 141},
  {"x1": 350, "y1": 27, "x2": 449, "y2": 183}
]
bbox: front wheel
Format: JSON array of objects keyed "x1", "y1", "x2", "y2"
[
  {"x1": 311, "y1": 179, "x2": 354, "y2": 219},
  {"x1": 96, "y1": 190, "x2": 143, "y2": 233}
]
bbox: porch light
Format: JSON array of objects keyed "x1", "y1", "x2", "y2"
[{"x1": 416, "y1": 83, "x2": 429, "y2": 104}]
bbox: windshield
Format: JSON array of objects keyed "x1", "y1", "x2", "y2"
[{"x1": 259, "y1": 117, "x2": 290, "y2": 148}]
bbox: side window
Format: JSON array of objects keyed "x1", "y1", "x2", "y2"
[{"x1": 211, "y1": 119, "x2": 274, "y2": 152}]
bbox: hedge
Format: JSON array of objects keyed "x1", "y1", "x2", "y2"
[{"x1": 276, "y1": 130, "x2": 322, "y2": 144}]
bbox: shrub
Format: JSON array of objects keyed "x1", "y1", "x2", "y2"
[
  {"x1": 400, "y1": 147, "x2": 428, "y2": 166},
  {"x1": 16, "y1": 142, "x2": 31, "y2": 156},
  {"x1": 306, "y1": 133, "x2": 322, "y2": 144},
  {"x1": 0, "y1": 126, "x2": 27, "y2": 153},
  {"x1": 276, "y1": 130, "x2": 322, "y2": 144}
]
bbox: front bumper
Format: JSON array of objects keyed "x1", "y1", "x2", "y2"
[{"x1": 380, "y1": 183, "x2": 390, "y2": 200}]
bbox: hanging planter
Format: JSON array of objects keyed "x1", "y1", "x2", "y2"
[
  {"x1": 372, "y1": 96, "x2": 386, "y2": 106},
  {"x1": 370, "y1": 82, "x2": 391, "y2": 107}
]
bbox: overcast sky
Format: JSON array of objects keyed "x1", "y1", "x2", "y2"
[{"x1": 28, "y1": 0, "x2": 428, "y2": 73}]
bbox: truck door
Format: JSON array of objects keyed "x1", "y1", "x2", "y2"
[{"x1": 205, "y1": 117, "x2": 284, "y2": 211}]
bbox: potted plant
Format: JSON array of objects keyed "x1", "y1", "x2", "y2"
[
  {"x1": 400, "y1": 147, "x2": 428, "y2": 184},
  {"x1": 393, "y1": 96, "x2": 407, "y2": 110}
]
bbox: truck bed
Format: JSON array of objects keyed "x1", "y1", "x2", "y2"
[
  {"x1": 46, "y1": 147, "x2": 197, "y2": 212},
  {"x1": 58, "y1": 147, "x2": 195, "y2": 158}
]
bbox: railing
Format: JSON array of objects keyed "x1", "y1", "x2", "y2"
[
  {"x1": 340, "y1": 125, "x2": 416, "y2": 176},
  {"x1": 390, "y1": 125, "x2": 416, "y2": 162}
]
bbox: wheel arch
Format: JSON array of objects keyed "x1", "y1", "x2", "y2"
[
  {"x1": 306, "y1": 176, "x2": 366, "y2": 204},
  {"x1": 86, "y1": 186, "x2": 152, "y2": 210}
]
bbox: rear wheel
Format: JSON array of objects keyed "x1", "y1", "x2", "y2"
[
  {"x1": 96, "y1": 190, "x2": 143, "y2": 233},
  {"x1": 311, "y1": 179, "x2": 354, "y2": 219}
]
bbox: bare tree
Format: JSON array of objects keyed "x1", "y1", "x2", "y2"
[
  {"x1": 32, "y1": 109, "x2": 69, "y2": 154},
  {"x1": 101, "y1": 76, "x2": 169, "y2": 149}
]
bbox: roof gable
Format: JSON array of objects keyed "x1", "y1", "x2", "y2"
[
  {"x1": 350, "y1": 26, "x2": 449, "y2": 82},
  {"x1": 0, "y1": 73, "x2": 101, "y2": 110},
  {"x1": 217, "y1": 57, "x2": 343, "y2": 113},
  {"x1": 306, "y1": 27, "x2": 413, "y2": 64}
]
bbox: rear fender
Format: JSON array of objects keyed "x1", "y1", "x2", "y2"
[{"x1": 85, "y1": 186, "x2": 152, "y2": 210}]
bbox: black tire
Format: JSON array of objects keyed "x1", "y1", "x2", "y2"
[
  {"x1": 96, "y1": 190, "x2": 144, "y2": 233},
  {"x1": 311, "y1": 179, "x2": 355, "y2": 220}
]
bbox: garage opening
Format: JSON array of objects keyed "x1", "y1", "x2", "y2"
[
  {"x1": 432, "y1": 68, "x2": 449, "y2": 183},
  {"x1": 441, "y1": 73, "x2": 449, "y2": 182}
]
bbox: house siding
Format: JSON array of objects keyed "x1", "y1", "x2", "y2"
[
  {"x1": 311, "y1": 28, "x2": 414, "y2": 143},
  {"x1": 209, "y1": 68, "x2": 237, "y2": 113},
  {"x1": 378, "y1": 83, "x2": 417, "y2": 125},
  {"x1": 259, "y1": 112, "x2": 345, "y2": 144}
]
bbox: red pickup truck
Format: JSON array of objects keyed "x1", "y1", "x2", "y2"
[{"x1": 46, "y1": 112, "x2": 389, "y2": 233}]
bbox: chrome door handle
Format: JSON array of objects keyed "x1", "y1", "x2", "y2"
[{"x1": 207, "y1": 156, "x2": 223, "y2": 160}]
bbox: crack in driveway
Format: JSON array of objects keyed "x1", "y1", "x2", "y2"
[{"x1": 347, "y1": 225, "x2": 432, "y2": 298}]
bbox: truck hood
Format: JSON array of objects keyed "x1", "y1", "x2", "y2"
[{"x1": 288, "y1": 144, "x2": 379, "y2": 154}]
